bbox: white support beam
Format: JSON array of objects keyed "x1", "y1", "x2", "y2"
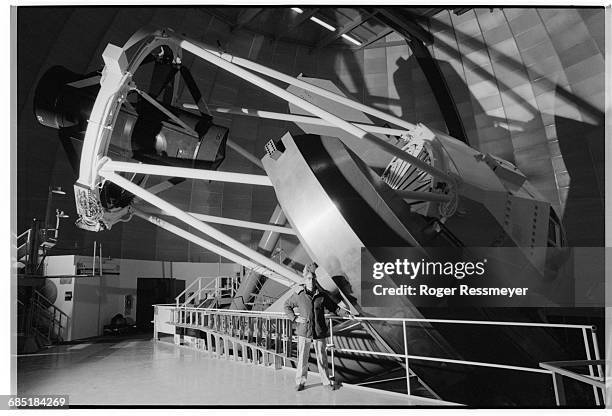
[
  {"x1": 100, "y1": 159, "x2": 273, "y2": 186},
  {"x1": 131, "y1": 86, "x2": 199, "y2": 137},
  {"x1": 183, "y1": 104, "x2": 409, "y2": 137},
  {"x1": 191, "y1": 212, "x2": 295, "y2": 235},
  {"x1": 100, "y1": 169, "x2": 303, "y2": 284},
  {"x1": 143, "y1": 179, "x2": 184, "y2": 196},
  {"x1": 181, "y1": 39, "x2": 377, "y2": 143},
  {"x1": 226, "y1": 138, "x2": 264, "y2": 169},
  {"x1": 220, "y1": 50, "x2": 417, "y2": 131},
  {"x1": 133, "y1": 209, "x2": 292, "y2": 287},
  {"x1": 138, "y1": 206, "x2": 296, "y2": 235},
  {"x1": 179, "y1": 38, "x2": 454, "y2": 184}
]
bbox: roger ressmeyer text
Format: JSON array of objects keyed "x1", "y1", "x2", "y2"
[
  {"x1": 371, "y1": 258, "x2": 528, "y2": 299},
  {"x1": 372, "y1": 284, "x2": 528, "y2": 298}
]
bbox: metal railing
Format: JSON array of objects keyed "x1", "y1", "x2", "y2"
[
  {"x1": 29, "y1": 290, "x2": 69, "y2": 344},
  {"x1": 17, "y1": 229, "x2": 31, "y2": 256},
  {"x1": 327, "y1": 316, "x2": 603, "y2": 406},
  {"x1": 170, "y1": 306, "x2": 294, "y2": 367},
  {"x1": 539, "y1": 360, "x2": 605, "y2": 406},
  {"x1": 175, "y1": 276, "x2": 237, "y2": 307},
  {"x1": 164, "y1": 306, "x2": 602, "y2": 405},
  {"x1": 17, "y1": 229, "x2": 33, "y2": 272}
]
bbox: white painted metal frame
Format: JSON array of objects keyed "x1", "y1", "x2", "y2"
[
  {"x1": 183, "y1": 104, "x2": 411, "y2": 137},
  {"x1": 138, "y1": 207, "x2": 296, "y2": 235},
  {"x1": 101, "y1": 171, "x2": 302, "y2": 284},
  {"x1": 102, "y1": 159, "x2": 272, "y2": 186},
  {"x1": 76, "y1": 27, "x2": 458, "y2": 281},
  {"x1": 179, "y1": 37, "x2": 454, "y2": 183},
  {"x1": 132, "y1": 210, "x2": 292, "y2": 287}
]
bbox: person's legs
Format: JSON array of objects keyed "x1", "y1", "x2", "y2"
[
  {"x1": 313, "y1": 338, "x2": 331, "y2": 387},
  {"x1": 295, "y1": 336, "x2": 311, "y2": 388}
]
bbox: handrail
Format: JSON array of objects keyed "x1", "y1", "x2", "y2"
[
  {"x1": 32, "y1": 300, "x2": 66, "y2": 324},
  {"x1": 166, "y1": 306, "x2": 597, "y2": 329},
  {"x1": 176, "y1": 278, "x2": 198, "y2": 306},
  {"x1": 176, "y1": 276, "x2": 205, "y2": 306},
  {"x1": 17, "y1": 229, "x2": 31, "y2": 241},
  {"x1": 540, "y1": 360, "x2": 605, "y2": 386},
  {"x1": 30, "y1": 290, "x2": 69, "y2": 344},
  {"x1": 338, "y1": 316, "x2": 595, "y2": 329},
  {"x1": 325, "y1": 316, "x2": 601, "y2": 405},
  {"x1": 31, "y1": 301, "x2": 66, "y2": 328},
  {"x1": 33, "y1": 290, "x2": 69, "y2": 320},
  {"x1": 166, "y1": 305, "x2": 601, "y2": 405},
  {"x1": 175, "y1": 276, "x2": 232, "y2": 307},
  {"x1": 17, "y1": 229, "x2": 32, "y2": 264},
  {"x1": 330, "y1": 345, "x2": 551, "y2": 374},
  {"x1": 540, "y1": 360, "x2": 606, "y2": 406},
  {"x1": 174, "y1": 306, "x2": 287, "y2": 318},
  {"x1": 168, "y1": 304, "x2": 298, "y2": 370},
  {"x1": 183, "y1": 279, "x2": 217, "y2": 305},
  {"x1": 33, "y1": 290, "x2": 54, "y2": 307}
]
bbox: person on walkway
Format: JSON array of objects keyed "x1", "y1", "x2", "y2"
[{"x1": 283, "y1": 265, "x2": 352, "y2": 391}]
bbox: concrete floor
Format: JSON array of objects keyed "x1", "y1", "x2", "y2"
[{"x1": 17, "y1": 337, "x2": 454, "y2": 406}]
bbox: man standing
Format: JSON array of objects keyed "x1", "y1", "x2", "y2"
[{"x1": 283, "y1": 265, "x2": 352, "y2": 391}]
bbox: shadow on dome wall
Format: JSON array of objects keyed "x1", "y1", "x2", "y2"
[
  {"x1": 302, "y1": 14, "x2": 599, "y2": 249},
  {"x1": 426, "y1": 12, "x2": 604, "y2": 125},
  {"x1": 313, "y1": 10, "x2": 536, "y2": 165},
  {"x1": 554, "y1": 111, "x2": 605, "y2": 246},
  {"x1": 378, "y1": 9, "x2": 603, "y2": 247},
  {"x1": 423, "y1": 12, "x2": 605, "y2": 247},
  {"x1": 392, "y1": 54, "x2": 518, "y2": 163}
]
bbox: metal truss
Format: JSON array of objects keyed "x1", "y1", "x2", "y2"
[{"x1": 75, "y1": 27, "x2": 460, "y2": 287}]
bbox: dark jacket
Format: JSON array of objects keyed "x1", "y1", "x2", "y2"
[{"x1": 283, "y1": 285, "x2": 348, "y2": 339}]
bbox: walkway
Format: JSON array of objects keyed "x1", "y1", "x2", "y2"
[{"x1": 17, "y1": 338, "x2": 456, "y2": 406}]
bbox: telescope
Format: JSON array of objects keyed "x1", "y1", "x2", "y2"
[{"x1": 34, "y1": 57, "x2": 228, "y2": 230}]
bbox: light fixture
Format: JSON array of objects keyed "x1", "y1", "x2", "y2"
[
  {"x1": 310, "y1": 16, "x2": 335, "y2": 32},
  {"x1": 291, "y1": 7, "x2": 303, "y2": 14},
  {"x1": 51, "y1": 187, "x2": 66, "y2": 195},
  {"x1": 341, "y1": 33, "x2": 362, "y2": 46},
  {"x1": 57, "y1": 210, "x2": 70, "y2": 219}
]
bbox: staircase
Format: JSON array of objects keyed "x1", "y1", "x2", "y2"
[
  {"x1": 175, "y1": 276, "x2": 238, "y2": 309},
  {"x1": 16, "y1": 222, "x2": 42, "y2": 275},
  {"x1": 18, "y1": 290, "x2": 69, "y2": 353},
  {"x1": 17, "y1": 218, "x2": 60, "y2": 276}
]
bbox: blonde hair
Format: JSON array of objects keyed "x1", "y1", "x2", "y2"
[{"x1": 303, "y1": 263, "x2": 316, "y2": 277}]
